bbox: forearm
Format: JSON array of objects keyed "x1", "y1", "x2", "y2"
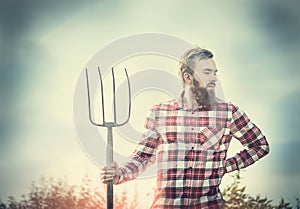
[
  {"x1": 225, "y1": 136, "x2": 270, "y2": 173},
  {"x1": 114, "y1": 107, "x2": 160, "y2": 184},
  {"x1": 115, "y1": 152, "x2": 155, "y2": 184}
]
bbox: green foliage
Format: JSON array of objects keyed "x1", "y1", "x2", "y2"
[
  {"x1": 0, "y1": 172, "x2": 298, "y2": 209},
  {"x1": 0, "y1": 175, "x2": 140, "y2": 209},
  {"x1": 222, "y1": 171, "x2": 294, "y2": 209}
]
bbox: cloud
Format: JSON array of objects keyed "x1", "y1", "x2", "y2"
[
  {"x1": 273, "y1": 141, "x2": 300, "y2": 175},
  {"x1": 275, "y1": 89, "x2": 300, "y2": 142},
  {"x1": 0, "y1": 0, "x2": 95, "y2": 144},
  {"x1": 270, "y1": 88, "x2": 300, "y2": 176},
  {"x1": 254, "y1": 1, "x2": 300, "y2": 45}
]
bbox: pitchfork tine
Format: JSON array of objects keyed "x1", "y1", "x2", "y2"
[
  {"x1": 97, "y1": 67, "x2": 106, "y2": 124},
  {"x1": 111, "y1": 67, "x2": 117, "y2": 124},
  {"x1": 115, "y1": 68, "x2": 131, "y2": 126},
  {"x1": 125, "y1": 68, "x2": 132, "y2": 124},
  {"x1": 85, "y1": 69, "x2": 104, "y2": 126}
]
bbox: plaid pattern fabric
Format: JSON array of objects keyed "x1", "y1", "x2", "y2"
[{"x1": 116, "y1": 93, "x2": 270, "y2": 208}]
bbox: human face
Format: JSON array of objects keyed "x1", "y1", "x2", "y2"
[{"x1": 192, "y1": 58, "x2": 218, "y2": 91}]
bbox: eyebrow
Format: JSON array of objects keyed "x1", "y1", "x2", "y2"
[{"x1": 203, "y1": 68, "x2": 218, "y2": 73}]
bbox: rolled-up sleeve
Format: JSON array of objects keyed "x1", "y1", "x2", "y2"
[
  {"x1": 225, "y1": 104, "x2": 270, "y2": 173},
  {"x1": 116, "y1": 108, "x2": 161, "y2": 184}
]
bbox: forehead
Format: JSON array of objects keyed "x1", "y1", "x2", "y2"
[{"x1": 193, "y1": 58, "x2": 217, "y2": 71}]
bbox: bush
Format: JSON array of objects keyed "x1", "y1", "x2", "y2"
[
  {"x1": 222, "y1": 171, "x2": 297, "y2": 209},
  {"x1": 0, "y1": 175, "x2": 140, "y2": 209},
  {"x1": 0, "y1": 172, "x2": 299, "y2": 209}
]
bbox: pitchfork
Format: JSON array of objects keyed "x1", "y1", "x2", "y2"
[{"x1": 85, "y1": 67, "x2": 131, "y2": 209}]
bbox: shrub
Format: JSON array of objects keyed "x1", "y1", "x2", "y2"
[
  {"x1": 0, "y1": 172, "x2": 298, "y2": 209},
  {"x1": 222, "y1": 171, "x2": 295, "y2": 209},
  {"x1": 0, "y1": 175, "x2": 140, "y2": 209}
]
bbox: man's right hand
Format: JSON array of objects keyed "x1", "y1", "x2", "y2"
[{"x1": 100, "y1": 161, "x2": 120, "y2": 184}]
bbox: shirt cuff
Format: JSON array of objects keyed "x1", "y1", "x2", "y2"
[
  {"x1": 114, "y1": 168, "x2": 124, "y2": 185},
  {"x1": 225, "y1": 157, "x2": 239, "y2": 173}
]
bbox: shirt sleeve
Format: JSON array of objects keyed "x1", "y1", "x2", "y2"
[
  {"x1": 115, "y1": 107, "x2": 161, "y2": 184},
  {"x1": 225, "y1": 104, "x2": 270, "y2": 173}
]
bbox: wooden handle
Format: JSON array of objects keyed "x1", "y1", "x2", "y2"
[{"x1": 107, "y1": 126, "x2": 114, "y2": 209}]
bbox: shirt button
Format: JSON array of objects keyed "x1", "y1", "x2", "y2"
[
  {"x1": 191, "y1": 127, "x2": 194, "y2": 131},
  {"x1": 192, "y1": 111, "x2": 194, "y2": 114},
  {"x1": 191, "y1": 147, "x2": 194, "y2": 150}
]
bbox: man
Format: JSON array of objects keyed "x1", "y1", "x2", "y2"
[{"x1": 100, "y1": 47, "x2": 270, "y2": 208}]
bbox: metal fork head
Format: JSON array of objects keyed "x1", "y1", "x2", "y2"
[{"x1": 85, "y1": 67, "x2": 131, "y2": 127}]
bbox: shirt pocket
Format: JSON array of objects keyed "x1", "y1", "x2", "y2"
[
  {"x1": 197, "y1": 126, "x2": 225, "y2": 150},
  {"x1": 157, "y1": 129, "x2": 187, "y2": 171}
]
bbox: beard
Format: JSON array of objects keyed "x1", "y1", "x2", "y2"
[{"x1": 190, "y1": 78, "x2": 216, "y2": 107}]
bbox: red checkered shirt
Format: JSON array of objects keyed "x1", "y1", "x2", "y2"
[{"x1": 116, "y1": 93, "x2": 270, "y2": 208}]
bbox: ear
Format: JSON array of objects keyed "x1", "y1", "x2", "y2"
[{"x1": 183, "y1": 72, "x2": 192, "y2": 86}]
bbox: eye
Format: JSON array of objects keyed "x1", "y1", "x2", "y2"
[{"x1": 203, "y1": 71, "x2": 210, "y2": 75}]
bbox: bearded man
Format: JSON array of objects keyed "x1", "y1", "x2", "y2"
[{"x1": 100, "y1": 47, "x2": 270, "y2": 208}]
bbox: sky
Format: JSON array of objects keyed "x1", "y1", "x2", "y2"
[{"x1": 0, "y1": 0, "x2": 300, "y2": 207}]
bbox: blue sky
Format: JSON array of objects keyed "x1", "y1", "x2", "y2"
[{"x1": 0, "y1": 0, "x2": 300, "y2": 206}]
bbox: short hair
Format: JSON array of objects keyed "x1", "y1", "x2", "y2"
[{"x1": 178, "y1": 47, "x2": 213, "y2": 83}]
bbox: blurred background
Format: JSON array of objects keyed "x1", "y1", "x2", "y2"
[{"x1": 0, "y1": 0, "x2": 299, "y2": 207}]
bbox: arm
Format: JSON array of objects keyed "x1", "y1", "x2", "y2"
[
  {"x1": 116, "y1": 108, "x2": 161, "y2": 184},
  {"x1": 225, "y1": 104, "x2": 270, "y2": 173}
]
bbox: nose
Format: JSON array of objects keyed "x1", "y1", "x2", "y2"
[{"x1": 210, "y1": 73, "x2": 217, "y2": 83}]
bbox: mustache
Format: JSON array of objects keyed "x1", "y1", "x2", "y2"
[{"x1": 206, "y1": 82, "x2": 216, "y2": 87}]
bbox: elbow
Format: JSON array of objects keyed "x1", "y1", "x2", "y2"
[
  {"x1": 256, "y1": 136, "x2": 270, "y2": 157},
  {"x1": 262, "y1": 138, "x2": 270, "y2": 156},
  {"x1": 266, "y1": 141, "x2": 270, "y2": 155}
]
